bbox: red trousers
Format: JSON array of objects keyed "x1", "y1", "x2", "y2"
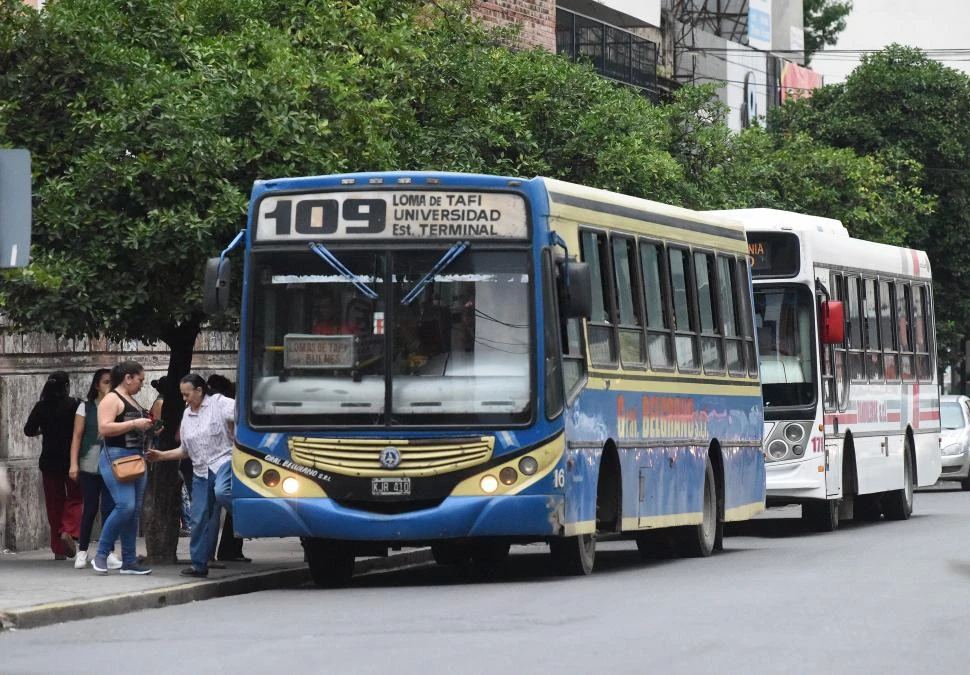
[{"x1": 41, "y1": 471, "x2": 82, "y2": 555}]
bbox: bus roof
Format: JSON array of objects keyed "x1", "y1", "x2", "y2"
[{"x1": 707, "y1": 208, "x2": 849, "y2": 237}]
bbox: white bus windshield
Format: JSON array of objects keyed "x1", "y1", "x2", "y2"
[
  {"x1": 754, "y1": 285, "x2": 817, "y2": 408},
  {"x1": 247, "y1": 248, "x2": 532, "y2": 427}
]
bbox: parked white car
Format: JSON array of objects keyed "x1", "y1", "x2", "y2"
[{"x1": 940, "y1": 395, "x2": 970, "y2": 489}]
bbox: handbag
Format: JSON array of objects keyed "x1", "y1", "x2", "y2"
[{"x1": 110, "y1": 454, "x2": 146, "y2": 482}]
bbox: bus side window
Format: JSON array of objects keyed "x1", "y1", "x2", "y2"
[
  {"x1": 735, "y1": 256, "x2": 758, "y2": 377},
  {"x1": 639, "y1": 240, "x2": 674, "y2": 371},
  {"x1": 880, "y1": 280, "x2": 898, "y2": 381},
  {"x1": 913, "y1": 284, "x2": 933, "y2": 381},
  {"x1": 716, "y1": 255, "x2": 744, "y2": 375},
  {"x1": 846, "y1": 275, "x2": 865, "y2": 382},
  {"x1": 863, "y1": 277, "x2": 882, "y2": 381},
  {"x1": 668, "y1": 246, "x2": 699, "y2": 371},
  {"x1": 580, "y1": 229, "x2": 617, "y2": 366},
  {"x1": 694, "y1": 250, "x2": 724, "y2": 373},
  {"x1": 611, "y1": 234, "x2": 645, "y2": 367},
  {"x1": 897, "y1": 283, "x2": 914, "y2": 381}
]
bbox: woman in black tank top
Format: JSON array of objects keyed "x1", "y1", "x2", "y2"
[{"x1": 92, "y1": 360, "x2": 156, "y2": 576}]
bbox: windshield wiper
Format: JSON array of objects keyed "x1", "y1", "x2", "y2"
[
  {"x1": 307, "y1": 242, "x2": 378, "y2": 300},
  {"x1": 400, "y1": 240, "x2": 469, "y2": 306}
]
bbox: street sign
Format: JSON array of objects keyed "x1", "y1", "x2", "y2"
[{"x1": 0, "y1": 149, "x2": 31, "y2": 268}]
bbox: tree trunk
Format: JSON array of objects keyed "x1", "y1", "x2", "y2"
[{"x1": 142, "y1": 316, "x2": 201, "y2": 564}]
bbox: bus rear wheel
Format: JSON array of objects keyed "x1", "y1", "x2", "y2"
[
  {"x1": 550, "y1": 533, "x2": 595, "y2": 575},
  {"x1": 673, "y1": 456, "x2": 718, "y2": 557},
  {"x1": 883, "y1": 443, "x2": 914, "y2": 521},
  {"x1": 303, "y1": 539, "x2": 356, "y2": 588},
  {"x1": 431, "y1": 542, "x2": 470, "y2": 566}
]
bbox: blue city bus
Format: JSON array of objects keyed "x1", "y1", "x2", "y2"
[{"x1": 204, "y1": 171, "x2": 765, "y2": 586}]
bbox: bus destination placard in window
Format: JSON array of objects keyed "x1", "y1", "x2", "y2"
[
  {"x1": 747, "y1": 231, "x2": 800, "y2": 278},
  {"x1": 255, "y1": 190, "x2": 528, "y2": 242},
  {"x1": 283, "y1": 334, "x2": 356, "y2": 369}
]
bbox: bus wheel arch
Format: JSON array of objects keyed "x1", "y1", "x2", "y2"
[{"x1": 596, "y1": 441, "x2": 621, "y2": 533}]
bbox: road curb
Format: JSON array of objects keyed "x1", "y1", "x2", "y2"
[{"x1": 0, "y1": 548, "x2": 433, "y2": 632}]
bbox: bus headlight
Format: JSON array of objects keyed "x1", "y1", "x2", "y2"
[
  {"x1": 244, "y1": 459, "x2": 262, "y2": 478},
  {"x1": 784, "y1": 424, "x2": 805, "y2": 443},
  {"x1": 480, "y1": 475, "x2": 498, "y2": 493},
  {"x1": 281, "y1": 477, "x2": 300, "y2": 495},
  {"x1": 499, "y1": 467, "x2": 518, "y2": 485},
  {"x1": 767, "y1": 439, "x2": 788, "y2": 461},
  {"x1": 792, "y1": 444, "x2": 804, "y2": 457},
  {"x1": 518, "y1": 456, "x2": 539, "y2": 475},
  {"x1": 263, "y1": 469, "x2": 281, "y2": 488}
]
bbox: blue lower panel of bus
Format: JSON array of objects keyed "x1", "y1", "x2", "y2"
[{"x1": 233, "y1": 494, "x2": 563, "y2": 541}]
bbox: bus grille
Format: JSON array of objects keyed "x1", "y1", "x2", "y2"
[{"x1": 288, "y1": 436, "x2": 494, "y2": 478}]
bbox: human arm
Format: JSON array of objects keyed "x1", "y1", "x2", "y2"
[
  {"x1": 68, "y1": 406, "x2": 84, "y2": 481},
  {"x1": 145, "y1": 447, "x2": 187, "y2": 462},
  {"x1": 24, "y1": 401, "x2": 43, "y2": 437}
]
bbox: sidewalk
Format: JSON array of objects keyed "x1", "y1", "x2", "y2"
[{"x1": 0, "y1": 536, "x2": 432, "y2": 631}]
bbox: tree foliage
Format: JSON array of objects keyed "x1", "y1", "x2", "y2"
[
  {"x1": 803, "y1": 0, "x2": 852, "y2": 64},
  {"x1": 770, "y1": 44, "x2": 970, "y2": 367}
]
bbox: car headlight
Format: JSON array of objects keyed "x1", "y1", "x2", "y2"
[{"x1": 941, "y1": 443, "x2": 966, "y2": 456}]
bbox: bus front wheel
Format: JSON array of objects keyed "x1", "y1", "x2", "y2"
[
  {"x1": 303, "y1": 539, "x2": 356, "y2": 588},
  {"x1": 550, "y1": 533, "x2": 595, "y2": 575}
]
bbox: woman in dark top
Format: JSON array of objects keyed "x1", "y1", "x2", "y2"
[
  {"x1": 24, "y1": 370, "x2": 82, "y2": 560},
  {"x1": 92, "y1": 361, "x2": 156, "y2": 575}
]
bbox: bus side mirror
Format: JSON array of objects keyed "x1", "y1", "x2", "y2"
[
  {"x1": 562, "y1": 262, "x2": 592, "y2": 319},
  {"x1": 820, "y1": 300, "x2": 844, "y2": 344},
  {"x1": 203, "y1": 257, "x2": 231, "y2": 314}
]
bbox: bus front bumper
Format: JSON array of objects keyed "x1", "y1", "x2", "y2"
[
  {"x1": 232, "y1": 494, "x2": 563, "y2": 542},
  {"x1": 765, "y1": 457, "x2": 828, "y2": 502}
]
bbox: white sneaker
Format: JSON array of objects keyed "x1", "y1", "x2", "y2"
[
  {"x1": 106, "y1": 552, "x2": 123, "y2": 570},
  {"x1": 74, "y1": 550, "x2": 88, "y2": 569}
]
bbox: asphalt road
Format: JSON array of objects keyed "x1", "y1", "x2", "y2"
[{"x1": 4, "y1": 485, "x2": 970, "y2": 675}]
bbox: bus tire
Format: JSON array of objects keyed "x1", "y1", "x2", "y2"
[
  {"x1": 549, "y1": 533, "x2": 595, "y2": 575},
  {"x1": 883, "y1": 442, "x2": 914, "y2": 521},
  {"x1": 304, "y1": 539, "x2": 355, "y2": 588},
  {"x1": 802, "y1": 499, "x2": 839, "y2": 532},
  {"x1": 432, "y1": 542, "x2": 470, "y2": 566},
  {"x1": 674, "y1": 456, "x2": 717, "y2": 557}
]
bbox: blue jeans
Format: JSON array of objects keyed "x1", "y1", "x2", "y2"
[
  {"x1": 188, "y1": 462, "x2": 233, "y2": 571},
  {"x1": 97, "y1": 446, "x2": 147, "y2": 566}
]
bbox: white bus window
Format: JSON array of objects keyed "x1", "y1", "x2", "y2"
[
  {"x1": 880, "y1": 280, "x2": 899, "y2": 381},
  {"x1": 753, "y1": 285, "x2": 816, "y2": 407},
  {"x1": 897, "y1": 283, "x2": 914, "y2": 381},
  {"x1": 863, "y1": 278, "x2": 882, "y2": 381},
  {"x1": 846, "y1": 276, "x2": 866, "y2": 382}
]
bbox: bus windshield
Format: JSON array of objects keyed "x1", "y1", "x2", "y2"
[
  {"x1": 754, "y1": 284, "x2": 817, "y2": 408},
  {"x1": 247, "y1": 247, "x2": 532, "y2": 427}
]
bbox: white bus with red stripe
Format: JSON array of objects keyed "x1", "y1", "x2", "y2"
[{"x1": 711, "y1": 208, "x2": 941, "y2": 531}]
